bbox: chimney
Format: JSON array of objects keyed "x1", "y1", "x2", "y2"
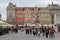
[
  {"x1": 52, "y1": 2, "x2": 53, "y2": 5},
  {"x1": 0, "y1": 14, "x2": 1, "y2": 20}
]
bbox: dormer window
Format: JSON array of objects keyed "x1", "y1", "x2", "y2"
[
  {"x1": 38, "y1": 16, "x2": 39, "y2": 17},
  {"x1": 10, "y1": 6, "x2": 12, "y2": 8},
  {"x1": 38, "y1": 8, "x2": 40, "y2": 10},
  {"x1": 23, "y1": 8, "x2": 25, "y2": 10}
]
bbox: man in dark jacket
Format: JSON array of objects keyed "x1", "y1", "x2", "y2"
[{"x1": 45, "y1": 28, "x2": 49, "y2": 38}]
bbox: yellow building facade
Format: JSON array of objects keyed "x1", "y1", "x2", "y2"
[{"x1": 24, "y1": 8, "x2": 32, "y2": 25}]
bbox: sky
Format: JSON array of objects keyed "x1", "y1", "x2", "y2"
[{"x1": 0, "y1": 0, "x2": 60, "y2": 23}]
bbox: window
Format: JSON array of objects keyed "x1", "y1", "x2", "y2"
[
  {"x1": 14, "y1": 5, "x2": 16, "y2": 7},
  {"x1": 33, "y1": 16, "x2": 35, "y2": 17},
  {"x1": 52, "y1": 21, "x2": 54, "y2": 24},
  {"x1": 38, "y1": 16, "x2": 39, "y2": 17},
  {"x1": 10, "y1": 6, "x2": 12, "y2": 8}
]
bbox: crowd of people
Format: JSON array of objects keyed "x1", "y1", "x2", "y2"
[
  {"x1": 25, "y1": 26, "x2": 55, "y2": 38},
  {"x1": 0, "y1": 25, "x2": 55, "y2": 38},
  {"x1": 0, "y1": 26, "x2": 18, "y2": 35}
]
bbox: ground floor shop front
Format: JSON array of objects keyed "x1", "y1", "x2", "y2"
[{"x1": 18, "y1": 23, "x2": 58, "y2": 32}]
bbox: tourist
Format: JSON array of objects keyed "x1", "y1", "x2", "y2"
[
  {"x1": 33, "y1": 29, "x2": 36, "y2": 36},
  {"x1": 25, "y1": 27, "x2": 29, "y2": 34},
  {"x1": 29, "y1": 28, "x2": 32, "y2": 34},
  {"x1": 49, "y1": 28, "x2": 55, "y2": 38},
  {"x1": 37, "y1": 30, "x2": 40, "y2": 36},
  {"x1": 14, "y1": 27, "x2": 18, "y2": 33},
  {"x1": 10, "y1": 26, "x2": 14, "y2": 33},
  {"x1": 35, "y1": 29, "x2": 38, "y2": 36},
  {"x1": 25, "y1": 29, "x2": 27, "y2": 34},
  {"x1": 42, "y1": 28, "x2": 45, "y2": 36},
  {"x1": 45, "y1": 28, "x2": 49, "y2": 38}
]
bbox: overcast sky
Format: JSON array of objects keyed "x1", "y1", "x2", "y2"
[{"x1": 0, "y1": 0, "x2": 60, "y2": 23}]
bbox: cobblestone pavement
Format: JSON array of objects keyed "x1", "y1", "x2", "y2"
[{"x1": 0, "y1": 30, "x2": 60, "y2": 40}]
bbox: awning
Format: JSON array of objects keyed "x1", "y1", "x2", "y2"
[
  {"x1": 39, "y1": 24, "x2": 42, "y2": 26},
  {"x1": 18, "y1": 25, "x2": 22, "y2": 26},
  {"x1": 43, "y1": 24, "x2": 47, "y2": 26},
  {"x1": 0, "y1": 21, "x2": 14, "y2": 28},
  {"x1": 27, "y1": 23, "x2": 32, "y2": 26},
  {"x1": 48, "y1": 24, "x2": 52, "y2": 26},
  {"x1": 32, "y1": 24, "x2": 35, "y2": 26}
]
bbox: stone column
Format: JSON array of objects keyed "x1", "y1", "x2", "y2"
[{"x1": 53, "y1": 14, "x2": 58, "y2": 32}]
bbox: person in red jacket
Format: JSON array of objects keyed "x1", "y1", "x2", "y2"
[{"x1": 49, "y1": 28, "x2": 55, "y2": 38}]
